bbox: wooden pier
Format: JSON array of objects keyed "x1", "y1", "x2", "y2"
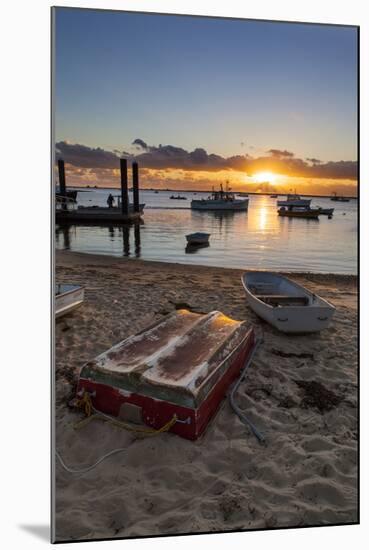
[{"x1": 55, "y1": 158, "x2": 144, "y2": 224}]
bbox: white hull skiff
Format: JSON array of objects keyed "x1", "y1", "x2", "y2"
[
  {"x1": 56, "y1": 284, "x2": 84, "y2": 318},
  {"x1": 241, "y1": 272, "x2": 335, "y2": 333}
]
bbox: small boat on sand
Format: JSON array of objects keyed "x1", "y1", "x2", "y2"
[
  {"x1": 186, "y1": 232, "x2": 210, "y2": 245},
  {"x1": 241, "y1": 272, "x2": 335, "y2": 333},
  {"x1": 278, "y1": 206, "x2": 320, "y2": 219},
  {"x1": 55, "y1": 284, "x2": 84, "y2": 318}
]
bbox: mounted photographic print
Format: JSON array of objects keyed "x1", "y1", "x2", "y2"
[{"x1": 52, "y1": 6, "x2": 358, "y2": 543}]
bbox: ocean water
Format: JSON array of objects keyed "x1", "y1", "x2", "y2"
[{"x1": 55, "y1": 189, "x2": 357, "y2": 274}]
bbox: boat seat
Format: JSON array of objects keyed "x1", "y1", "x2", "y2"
[{"x1": 258, "y1": 295, "x2": 310, "y2": 306}]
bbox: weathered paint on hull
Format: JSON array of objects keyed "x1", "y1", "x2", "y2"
[
  {"x1": 78, "y1": 329, "x2": 255, "y2": 440},
  {"x1": 77, "y1": 310, "x2": 255, "y2": 440}
]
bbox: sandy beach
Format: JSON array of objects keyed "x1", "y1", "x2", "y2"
[{"x1": 54, "y1": 250, "x2": 358, "y2": 542}]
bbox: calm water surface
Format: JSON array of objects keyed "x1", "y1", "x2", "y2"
[{"x1": 55, "y1": 189, "x2": 357, "y2": 274}]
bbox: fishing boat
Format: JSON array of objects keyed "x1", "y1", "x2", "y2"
[
  {"x1": 277, "y1": 193, "x2": 311, "y2": 207},
  {"x1": 191, "y1": 184, "x2": 248, "y2": 211},
  {"x1": 278, "y1": 206, "x2": 320, "y2": 219},
  {"x1": 331, "y1": 192, "x2": 350, "y2": 202},
  {"x1": 76, "y1": 309, "x2": 256, "y2": 440},
  {"x1": 170, "y1": 195, "x2": 187, "y2": 200},
  {"x1": 186, "y1": 232, "x2": 210, "y2": 245},
  {"x1": 55, "y1": 284, "x2": 84, "y2": 318},
  {"x1": 241, "y1": 272, "x2": 335, "y2": 333}
]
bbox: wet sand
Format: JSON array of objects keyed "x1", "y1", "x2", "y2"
[{"x1": 54, "y1": 250, "x2": 358, "y2": 542}]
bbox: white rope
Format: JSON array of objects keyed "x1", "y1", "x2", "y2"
[
  {"x1": 55, "y1": 448, "x2": 129, "y2": 475},
  {"x1": 229, "y1": 336, "x2": 266, "y2": 444}
]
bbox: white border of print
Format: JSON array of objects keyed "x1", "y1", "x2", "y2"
[{"x1": 1, "y1": 1, "x2": 366, "y2": 549}]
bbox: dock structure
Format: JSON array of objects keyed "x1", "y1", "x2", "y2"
[{"x1": 56, "y1": 158, "x2": 144, "y2": 224}]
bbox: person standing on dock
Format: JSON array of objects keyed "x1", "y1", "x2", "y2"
[{"x1": 107, "y1": 193, "x2": 115, "y2": 208}]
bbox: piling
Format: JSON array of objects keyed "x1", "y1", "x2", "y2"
[
  {"x1": 120, "y1": 158, "x2": 129, "y2": 216},
  {"x1": 132, "y1": 161, "x2": 140, "y2": 213},
  {"x1": 58, "y1": 159, "x2": 66, "y2": 196}
]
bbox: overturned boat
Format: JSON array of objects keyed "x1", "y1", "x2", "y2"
[
  {"x1": 241, "y1": 272, "x2": 335, "y2": 333},
  {"x1": 77, "y1": 309, "x2": 255, "y2": 440}
]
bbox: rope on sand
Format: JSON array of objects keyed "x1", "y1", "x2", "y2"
[
  {"x1": 73, "y1": 393, "x2": 178, "y2": 435},
  {"x1": 229, "y1": 336, "x2": 266, "y2": 444},
  {"x1": 56, "y1": 396, "x2": 178, "y2": 475}
]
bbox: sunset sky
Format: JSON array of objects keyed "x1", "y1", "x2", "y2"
[{"x1": 54, "y1": 8, "x2": 358, "y2": 195}]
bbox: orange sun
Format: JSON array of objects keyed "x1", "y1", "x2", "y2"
[{"x1": 253, "y1": 171, "x2": 278, "y2": 184}]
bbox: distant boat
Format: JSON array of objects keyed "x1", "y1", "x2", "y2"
[
  {"x1": 186, "y1": 232, "x2": 210, "y2": 245},
  {"x1": 191, "y1": 184, "x2": 248, "y2": 211},
  {"x1": 56, "y1": 284, "x2": 84, "y2": 318},
  {"x1": 170, "y1": 195, "x2": 187, "y2": 200},
  {"x1": 154, "y1": 190, "x2": 159, "y2": 194},
  {"x1": 278, "y1": 206, "x2": 320, "y2": 219},
  {"x1": 270, "y1": 194, "x2": 278, "y2": 198},
  {"x1": 277, "y1": 193, "x2": 311, "y2": 207},
  {"x1": 241, "y1": 272, "x2": 335, "y2": 333},
  {"x1": 331, "y1": 192, "x2": 350, "y2": 202}
]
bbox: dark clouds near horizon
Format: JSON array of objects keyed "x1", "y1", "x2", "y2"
[{"x1": 55, "y1": 140, "x2": 357, "y2": 181}]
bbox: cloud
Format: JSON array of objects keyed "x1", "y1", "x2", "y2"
[
  {"x1": 268, "y1": 149, "x2": 295, "y2": 158},
  {"x1": 55, "y1": 140, "x2": 357, "y2": 181},
  {"x1": 56, "y1": 141, "x2": 123, "y2": 169},
  {"x1": 132, "y1": 138, "x2": 149, "y2": 150},
  {"x1": 306, "y1": 157, "x2": 322, "y2": 164}
]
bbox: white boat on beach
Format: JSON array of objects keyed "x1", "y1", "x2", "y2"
[
  {"x1": 241, "y1": 272, "x2": 335, "y2": 333},
  {"x1": 191, "y1": 184, "x2": 248, "y2": 211},
  {"x1": 55, "y1": 284, "x2": 84, "y2": 318},
  {"x1": 277, "y1": 194, "x2": 311, "y2": 207},
  {"x1": 186, "y1": 232, "x2": 210, "y2": 245}
]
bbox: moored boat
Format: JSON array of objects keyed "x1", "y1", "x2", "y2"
[
  {"x1": 186, "y1": 232, "x2": 210, "y2": 245},
  {"x1": 55, "y1": 284, "x2": 84, "y2": 318},
  {"x1": 277, "y1": 193, "x2": 311, "y2": 207},
  {"x1": 191, "y1": 184, "x2": 248, "y2": 211},
  {"x1": 170, "y1": 195, "x2": 187, "y2": 200},
  {"x1": 278, "y1": 206, "x2": 320, "y2": 219},
  {"x1": 56, "y1": 189, "x2": 78, "y2": 202},
  {"x1": 316, "y1": 207, "x2": 334, "y2": 215},
  {"x1": 331, "y1": 192, "x2": 350, "y2": 202},
  {"x1": 241, "y1": 272, "x2": 335, "y2": 333}
]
